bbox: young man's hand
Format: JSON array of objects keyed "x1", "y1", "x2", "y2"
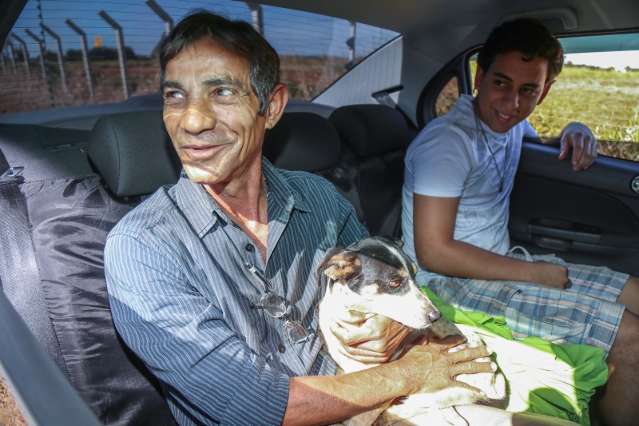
[
  {"x1": 558, "y1": 122, "x2": 598, "y2": 171},
  {"x1": 330, "y1": 314, "x2": 413, "y2": 364},
  {"x1": 531, "y1": 262, "x2": 571, "y2": 289}
]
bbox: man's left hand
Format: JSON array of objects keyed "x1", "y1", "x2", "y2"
[
  {"x1": 558, "y1": 122, "x2": 598, "y2": 171},
  {"x1": 330, "y1": 313, "x2": 412, "y2": 364}
]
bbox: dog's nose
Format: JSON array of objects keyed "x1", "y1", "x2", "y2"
[{"x1": 428, "y1": 310, "x2": 441, "y2": 322}]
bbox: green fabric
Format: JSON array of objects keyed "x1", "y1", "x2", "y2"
[{"x1": 420, "y1": 287, "x2": 608, "y2": 425}]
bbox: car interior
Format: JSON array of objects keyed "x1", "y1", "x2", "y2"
[{"x1": 1, "y1": 0, "x2": 638, "y2": 425}]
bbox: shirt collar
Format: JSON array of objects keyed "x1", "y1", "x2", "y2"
[{"x1": 172, "y1": 157, "x2": 311, "y2": 239}]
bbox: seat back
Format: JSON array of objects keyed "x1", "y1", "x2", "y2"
[
  {"x1": 0, "y1": 112, "x2": 178, "y2": 425},
  {"x1": 329, "y1": 105, "x2": 417, "y2": 237},
  {"x1": 264, "y1": 111, "x2": 365, "y2": 220}
]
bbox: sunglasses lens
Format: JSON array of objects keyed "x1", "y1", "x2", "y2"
[
  {"x1": 284, "y1": 320, "x2": 308, "y2": 345},
  {"x1": 259, "y1": 292, "x2": 289, "y2": 318}
]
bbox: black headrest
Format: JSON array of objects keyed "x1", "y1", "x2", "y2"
[
  {"x1": 88, "y1": 111, "x2": 180, "y2": 197},
  {"x1": 264, "y1": 112, "x2": 341, "y2": 172},
  {"x1": 329, "y1": 105, "x2": 416, "y2": 158}
]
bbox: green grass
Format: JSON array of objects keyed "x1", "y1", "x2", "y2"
[{"x1": 529, "y1": 65, "x2": 639, "y2": 144}]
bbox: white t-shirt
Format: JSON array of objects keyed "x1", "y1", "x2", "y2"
[{"x1": 401, "y1": 95, "x2": 536, "y2": 276}]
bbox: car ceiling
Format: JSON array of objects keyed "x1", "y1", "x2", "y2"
[{"x1": 260, "y1": 0, "x2": 639, "y2": 36}]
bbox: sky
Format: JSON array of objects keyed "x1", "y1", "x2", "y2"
[
  {"x1": 565, "y1": 51, "x2": 639, "y2": 72},
  {"x1": 6, "y1": 0, "x2": 397, "y2": 60}
]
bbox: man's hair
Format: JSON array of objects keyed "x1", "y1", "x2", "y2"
[
  {"x1": 160, "y1": 11, "x2": 280, "y2": 114},
  {"x1": 477, "y1": 18, "x2": 564, "y2": 81}
]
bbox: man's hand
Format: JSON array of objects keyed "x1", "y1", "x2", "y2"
[
  {"x1": 558, "y1": 122, "x2": 597, "y2": 171},
  {"x1": 531, "y1": 262, "x2": 570, "y2": 289},
  {"x1": 396, "y1": 341, "x2": 495, "y2": 395},
  {"x1": 330, "y1": 313, "x2": 412, "y2": 364}
]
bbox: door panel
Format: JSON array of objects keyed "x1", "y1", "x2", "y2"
[{"x1": 510, "y1": 140, "x2": 639, "y2": 276}]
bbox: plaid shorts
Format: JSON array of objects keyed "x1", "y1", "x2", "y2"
[{"x1": 422, "y1": 251, "x2": 629, "y2": 354}]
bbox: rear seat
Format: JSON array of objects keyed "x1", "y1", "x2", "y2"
[
  {"x1": 0, "y1": 109, "x2": 349, "y2": 425},
  {"x1": 26, "y1": 111, "x2": 180, "y2": 426},
  {"x1": 329, "y1": 104, "x2": 417, "y2": 238},
  {"x1": 263, "y1": 111, "x2": 365, "y2": 220}
]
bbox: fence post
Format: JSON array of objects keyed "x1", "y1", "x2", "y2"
[
  {"x1": 346, "y1": 21, "x2": 356, "y2": 69},
  {"x1": 99, "y1": 10, "x2": 129, "y2": 99},
  {"x1": 0, "y1": 48, "x2": 5, "y2": 74},
  {"x1": 41, "y1": 24, "x2": 69, "y2": 95},
  {"x1": 6, "y1": 41, "x2": 17, "y2": 74},
  {"x1": 146, "y1": 0, "x2": 173, "y2": 57},
  {"x1": 66, "y1": 19, "x2": 94, "y2": 101},
  {"x1": 25, "y1": 29, "x2": 46, "y2": 82},
  {"x1": 10, "y1": 34, "x2": 30, "y2": 78},
  {"x1": 146, "y1": 0, "x2": 173, "y2": 36},
  {"x1": 246, "y1": 2, "x2": 264, "y2": 34}
]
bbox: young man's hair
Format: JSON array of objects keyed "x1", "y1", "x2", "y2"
[
  {"x1": 477, "y1": 18, "x2": 564, "y2": 81},
  {"x1": 160, "y1": 11, "x2": 279, "y2": 114}
]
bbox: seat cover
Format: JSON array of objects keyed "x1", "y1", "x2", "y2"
[{"x1": 26, "y1": 175, "x2": 175, "y2": 425}]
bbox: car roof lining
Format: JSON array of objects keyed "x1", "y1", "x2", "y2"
[{"x1": 0, "y1": 0, "x2": 26, "y2": 48}]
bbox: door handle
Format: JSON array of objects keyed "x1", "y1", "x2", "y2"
[{"x1": 529, "y1": 224, "x2": 601, "y2": 244}]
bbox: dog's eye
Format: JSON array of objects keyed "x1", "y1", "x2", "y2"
[{"x1": 389, "y1": 278, "x2": 402, "y2": 288}]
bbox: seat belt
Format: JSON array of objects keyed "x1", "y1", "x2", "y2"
[
  {"x1": 378, "y1": 197, "x2": 403, "y2": 239},
  {"x1": 372, "y1": 84, "x2": 403, "y2": 109},
  {"x1": 0, "y1": 165, "x2": 65, "y2": 369}
]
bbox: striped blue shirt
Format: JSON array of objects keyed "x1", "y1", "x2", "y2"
[{"x1": 105, "y1": 159, "x2": 367, "y2": 425}]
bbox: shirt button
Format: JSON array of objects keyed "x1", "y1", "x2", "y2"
[
  {"x1": 245, "y1": 243, "x2": 255, "y2": 252},
  {"x1": 278, "y1": 344, "x2": 286, "y2": 353}
]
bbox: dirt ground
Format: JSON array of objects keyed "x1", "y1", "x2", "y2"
[{"x1": 0, "y1": 377, "x2": 26, "y2": 426}]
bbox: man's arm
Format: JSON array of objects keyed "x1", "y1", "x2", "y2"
[
  {"x1": 413, "y1": 194, "x2": 569, "y2": 288},
  {"x1": 105, "y1": 233, "x2": 291, "y2": 425},
  {"x1": 106, "y1": 232, "x2": 493, "y2": 425},
  {"x1": 283, "y1": 342, "x2": 493, "y2": 426}
]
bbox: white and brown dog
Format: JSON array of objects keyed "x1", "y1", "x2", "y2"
[{"x1": 318, "y1": 237, "x2": 507, "y2": 425}]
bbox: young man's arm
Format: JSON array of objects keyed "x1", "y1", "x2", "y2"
[
  {"x1": 283, "y1": 342, "x2": 493, "y2": 426},
  {"x1": 557, "y1": 122, "x2": 598, "y2": 170},
  {"x1": 532, "y1": 120, "x2": 597, "y2": 171},
  {"x1": 413, "y1": 194, "x2": 569, "y2": 288}
]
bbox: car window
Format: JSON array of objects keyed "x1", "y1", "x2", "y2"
[
  {"x1": 1, "y1": 0, "x2": 397, "y2": 114},
  {"x1": 434, "y1": 76, "x2": 459, "y2": 117},
  {"x1": 531, "y1": 33, "x2": 639, "y2": 162},
  {"x1": 0, "y1": 376, "x2": 26, "y2": 425},
  {"x1": 464, "y1": 34, "x2": 639, "y2": 162},
  {"x1": 432, "y1": 57, "x2": 474, "y2": 118}
]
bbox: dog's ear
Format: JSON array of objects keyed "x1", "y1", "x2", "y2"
[{"x1": 318, "y1": 250, "x2": 362, "y2": 281}]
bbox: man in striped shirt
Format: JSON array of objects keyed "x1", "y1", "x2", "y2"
[{"x1": 105, "y1": 11, "x2": 493, "y2": 426}]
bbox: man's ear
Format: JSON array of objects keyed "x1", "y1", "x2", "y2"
[
  {"x1": 265, "y1": 83, "x2": 289, "y2": 130},
  {"x1": 537, "y1": 79, "x2": 555, "y2": 105}
]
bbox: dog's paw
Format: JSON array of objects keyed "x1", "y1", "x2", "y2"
[
  {"x1": 389, "y1": 386, "x2": 487, "y2": 417},
  {"x1": 457, "y1": 368, "x2": 508, "y2": 407}
]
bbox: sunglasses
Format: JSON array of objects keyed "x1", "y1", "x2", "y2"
[{"x1": 245, "y1": 263, "x2": 309, "y2": 345}]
